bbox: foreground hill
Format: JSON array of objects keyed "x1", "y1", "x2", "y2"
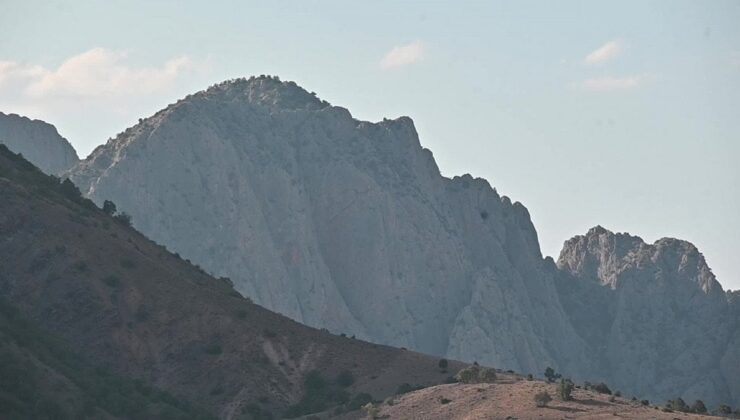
[
  {"x1": 0, "y1": 144, "x2": 462, "y2": 419},
  {"x1": 64, "y1": 76, "x2": 739, "y2": 407},
  {"x1": 0, "y1": 111, "x2": 78, "y2": 174},
  {"x1": 343, "y1": 374, "x2": 718, "y2": 420}
]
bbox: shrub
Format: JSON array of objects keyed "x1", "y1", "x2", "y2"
[
  {"x1": 544, "y1": 367, "x2": 561, "y2": 383},
  {"x1": 335, "y1": 370, "x2": 355, "y2": 388},
  {"x1": 114, "y1": 212, "x2": 132, "y2": 227},
  {"x1": 456, "y1": 365, "x2": 496, "y2": 384},
  {"x1": 395, "y1": 383, "x2": 413, "y2": 395},
  {"x1": 456, "y1": 366, "x2": 481, "y2": 384},
  {"x1": 665, "y1": 397, "x2": 688, "y2": 412},
  {"x1": 641, "y1": 400, "x2": 649, "y2": 406},
  {"x1": 716, "y1": 404, "x2": 732, "y2": 415},
  {"x1": 592, "y1": 382, "x2": 611, "y2": 395},
  {"x1": 534, "y1": 391, "x2": 552, "y2": 407},
  {"x1": 439, "y1": 397, "x2": 452, "y2": 404},
  {"x1": 438, "y1": 358, "x2": 448, "y2": 369},
  {"x1": 102, "y1": 200, "x2": 117, "y2": 216},
  {"x1": 479, "y1": 368, "x2": 497, "y2": 383},
  {"x1": 527, "y1": 374, "x2": 533, "y2": 381},
  {"x1": 346, "y1": 393, "x2": 373, "y2": 411},
  {"x1": 691, "y1": 400, "x2": 706, "y2": 414},
  {"x1": 558, "y1": 378, "x2": 574, "y2": 401}
]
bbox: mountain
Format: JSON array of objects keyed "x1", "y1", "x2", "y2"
[
  {"x1": 0, "y1": 112, "x2": 79, "y2": 175},
  {"x1": 556, "y1": 226, "x2": 740, "y2": 407},
  {"x1": 64, "y1": 76, "x2": 738, "y2": 407},
  {"x1": 68, "y1": 76, "x2": 591, "y2": 379},
  {"x1": 0, "y1": 144, "x2": 462, "y2": 419}
]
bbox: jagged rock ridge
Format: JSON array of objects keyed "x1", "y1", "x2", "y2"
[
  {"x1": 0, "y1": 112, "x2": 79, "y2": 175},
  {"x1": 66, "y1": 76, "x2": 739, "y2": 407}
]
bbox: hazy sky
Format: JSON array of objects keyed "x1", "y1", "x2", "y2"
[{"x1": 2, "y1": 1, "x2": 739, "y2": 289}]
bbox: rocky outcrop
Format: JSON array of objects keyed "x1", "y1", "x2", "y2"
[
  {"x1": 556, "y1": 226, "x2": 739, "y2": 406},
  {"x1": 66, "y1": 76, "x2": 738, "y2": 407},
  {"x1": 68, "y1": 76, "x2": 590, "y2": 379},
  {"x1": 0, "y1": 112, "x2": 78, "y2": 175}
]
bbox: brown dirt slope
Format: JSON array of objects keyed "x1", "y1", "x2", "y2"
[
  {"x1": 344, "y1": 373, "x2": 717, "y2": 420},
  {"x1": 0, "y1": 145, "x2": 463, "y2": 419}
]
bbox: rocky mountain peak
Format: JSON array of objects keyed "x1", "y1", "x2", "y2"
[
  {"x1": 0, "y1": 112, "x2": 79, "y2": 175},
  {"x1": 193, "y1": 75, "x2": 331, "y2": 111}
]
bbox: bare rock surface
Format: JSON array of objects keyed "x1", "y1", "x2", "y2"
[
  {"x1": 66, "y1": 76, "x2": 739, "y2": 407},
  {"x1": 0, "y1": 112, "x2": 78, "y2": 174}
]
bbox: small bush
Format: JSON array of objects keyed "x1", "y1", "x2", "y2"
[
  {"x1": 456, "y1": 365, "x2": 496, "y2": 384},
  {"x1": 102, "y1": 200, "x2": 117, "y2": 216},
  {"x1": 395, "y1": 383, "x2": 413, "y2": 395},
  {"x1": 456, "y1": 366, "x2": 480, "y2": 384},
  {"x1": 438, "y1": 358, "x2": 448, "y2": 369},
  {"x1": 534, "y1": 391, "x2": 552, "y2": 407},
  {"x1": 335, "y1": 370, "x2": 355, "y2": 388},
  {"x1": 439, "y1": 397, "x2": 452, "y2": 404},
  {"x1": 592, "y1": 382, "x2": 611, "y2": 395},
  {"x1": 665, "y1": 397, "x2": 688, "y2": 412},
  {"x1": 558, "y1": 378, "x2": 574, "y2": 401},
  {"x1": 641, "y1": 399, "x2": 649, "y2": 406},
  {"x1": 691, "y1": 400, "x2": 706, "y2": 414},
  {"x1": 114, "y1": 212, "x2": 132, "y2": 227},
  {"x1": 544, "y1": 367, "x2": 561, "y2": 383}
]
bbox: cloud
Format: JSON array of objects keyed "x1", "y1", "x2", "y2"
[
  {"x1": 584, "y1": 39, "x2": 624, "y2": 65},
  {"x1": 380, "y1": 41, "x2": 424, "y2": 70},
  {"x1": 579, "y1": 75, "x2": 644, "y2": 91},
  {"x1": 0, "y1": 48, "x2": 208, "y2": 156},
  {"x1": 0, "y1": 48, "x2": 195, "y2": 98}
]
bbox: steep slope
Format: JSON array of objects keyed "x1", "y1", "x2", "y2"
[
  {"x1": 0, "y1": 112, "x2": 79, "y2": 174},
  {"x1": 67, "y1": 76, "x2": 591, "y2": 379},
  {"x1": 0, "y1": 298, "x2": 214, "y2": 420},
  {"x1": 0, "y1": 144, "x2": 463, "y2": 419},
  {"x1": 556, "y1": 226, "x2": 739, "y2": 407}
]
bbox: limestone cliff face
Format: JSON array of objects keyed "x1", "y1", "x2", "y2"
[
  {"x1": 556, "y1": 226, "x2": 739, "y2": 407},
  {"x1": 0, "y1": 112, "x2": 78, "y2": 175},
  {"x1": 68, "y1": 76, "x2": 590, "y2": 378},
  {"x1": 67, "y1": 76, "x2": 738, "y2": 407}
]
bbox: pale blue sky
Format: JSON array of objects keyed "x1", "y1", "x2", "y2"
[{"x1": 2, "y1": 0, "x2": 738, "y2": 289}]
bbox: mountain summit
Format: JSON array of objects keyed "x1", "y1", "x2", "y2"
[{"x1": 66, "y1": 76, "x2": 739, "y2": 407}]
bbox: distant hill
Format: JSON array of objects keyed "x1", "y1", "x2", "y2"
[
  {"x1": 0, "y1": 144, "x2": 461, "y2": 418},
  {"x1": 64, "y1": 75, "x2": 739, "y2": 407},
  {"x1": 0, "y1": 112, "x2": 78, "y2": 175}
]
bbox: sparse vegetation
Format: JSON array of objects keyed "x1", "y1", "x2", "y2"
[
  {"x1": 455, "y1": 365, "x2": 497, "y2": 384},
  {"x1": 534, "y1": 391, "x2": 552, "y2": 407},
  {"x1": 558, "y1": 378, "x2": 574, "y2": 401},
  {"x1": 544, "y1": 366, "x2": 561, "y2": 383},
  {"x1": 102, "y1": 200, "x2": 117, "y2": 216},
  {"x1": 691, "y1": 399, "x2": 707, "y2": 413},
  {"x1": 438, "y1": 358, "x2": 448, "y2": 369},
  {"x1": 592, "y1": 382, "x2": 611, "y2": 395}
]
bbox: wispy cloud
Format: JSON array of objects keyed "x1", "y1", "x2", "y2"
[
  {"x1": 0, "y1": 48, "x2": 209, "y2": 156},
  {"x1": 0, "y1": 48, "x2": 195, "y2": 98},
  {"x1": 584, "y1": 39, "x2": 625, "y2": 65},
  {"x1": 380, "y1": 41, "x2": 424, "y2": 70},
  {"x1": 579, "y1": 75, "x2": 644, "y2": 92}
]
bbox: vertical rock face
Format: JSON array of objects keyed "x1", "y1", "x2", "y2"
[
  {"x1": 68, "y1": 76, "x2": 589, "y2": 377},
  {"x1": 0, "y1": 112, "x2": 79, "y2": 175},
  {"x1": 556, "y1": 226, "x2": 739, "y2": 406},
  {"x1": 66, "y1": 76, "x2": 738, "y2": 406}
]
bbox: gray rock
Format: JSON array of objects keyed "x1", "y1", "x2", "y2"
[
  {"x1": 556, "y1": 226, "x2": 739, "y2": 407},
  {"x1": 66, "y1": 76, "x2": 738, "y2": 407},
  {"x1": 0, "y1": 112, "x2": 78, "y2": 175}
]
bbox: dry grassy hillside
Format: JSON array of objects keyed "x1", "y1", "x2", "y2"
[
  {"x1": 339, "y1": 372, "x2": 720, "y2": 420},
  {"x1": 0, "y1": 145, "x2": 464, "y2": 419}
]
